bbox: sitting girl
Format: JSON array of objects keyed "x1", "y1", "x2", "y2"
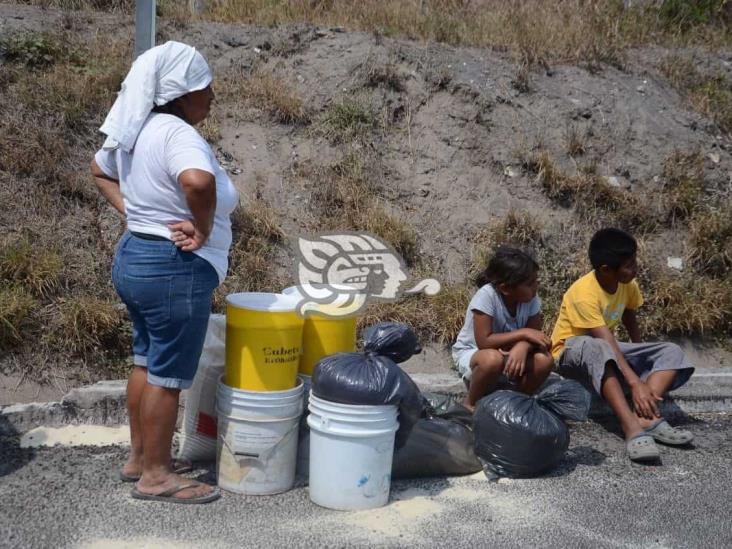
[{"x1": 452, "y1": 247, "x2": 554, "y2": 411}]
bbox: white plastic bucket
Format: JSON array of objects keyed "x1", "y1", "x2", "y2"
[
  {"x1": 296, "y1": 375, "x2": 312, "y2": 479},
  {"x1": 307, "y1": 393, "x2": 398, "y2": 510},
  {"x1": 216, "y1": 377, "x2": 304, "y2": 495}
]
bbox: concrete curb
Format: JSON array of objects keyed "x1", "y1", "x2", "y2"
[
  {"x1": 1, "y1": 371, "x2": 731, "y2": 435},
  {"x1": 0, "y1": 380, "x2": 127, "y2": 436},
  {"x1": 413, "y1": 370, "x2": 732, "y2": 418}
]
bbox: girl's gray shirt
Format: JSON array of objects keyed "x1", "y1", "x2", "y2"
[{"x1": 452, "y1": 283, "x2": 541, "y2": 360}]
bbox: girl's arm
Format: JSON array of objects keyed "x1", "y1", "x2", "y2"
[
  {"x1": 621, "y1": 309, "x2": 642, "y2": 343},
  {"x1": 473, "y1": 311, "x2": 550, "y2": 351}
]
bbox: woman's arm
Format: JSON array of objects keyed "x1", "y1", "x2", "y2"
[
  {"x1": 90, "y1": 158, "x2": 124, "y2": 215},
  {"x1": 169, "y1": 168, "x2": 216, "y2": 252}
]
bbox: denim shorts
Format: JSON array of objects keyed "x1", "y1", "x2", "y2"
[{"x1": 112, "y1": 231, "x2": 219, "y2": 390}]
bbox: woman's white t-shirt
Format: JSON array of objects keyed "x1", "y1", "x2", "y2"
[
  {"x1": 95, "y1": 113, "x2": 239, "y2": 284},
  {"x1": 452, "y1": 284, "x2": 541, "y2": 377}
]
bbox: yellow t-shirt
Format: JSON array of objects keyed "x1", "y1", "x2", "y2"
[{"x1": 551, "y1": 271, "x2": 644, "y2": 359}]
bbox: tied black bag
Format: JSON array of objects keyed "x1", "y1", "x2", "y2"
[
  {"x1": 311, "y1": 322, "x2": 424, "y2": 448},
  {"x1": 392, "y1": 393, "x2": 482, "y2": 478},
  {"x1": 473, "y1": 379, "x2": 591, "y2": 478}
]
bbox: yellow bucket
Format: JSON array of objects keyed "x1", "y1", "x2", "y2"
[
  {"x1": 225, "y1": 293, "x2": 304, "y2": 391},
  {"x1": 282, "y1": 285, "x2": 359, "y2": 376}
]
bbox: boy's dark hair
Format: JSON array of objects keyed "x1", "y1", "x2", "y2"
[
  {"x1": 588, "y1": 228, "x2": 637, "y2": 269},
  {"x1": 475, "y1": 246, "x2": 539, "y2": 288}
]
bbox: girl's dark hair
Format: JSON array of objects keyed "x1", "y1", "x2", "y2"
[{"x1": 475, "y1": 246, "x2": 539, "y2": 288}]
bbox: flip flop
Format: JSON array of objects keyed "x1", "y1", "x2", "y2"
[
  {"x1": 644, "y1": 419, "x2": 694, "y2": 446},
  {"x1": 119, "y1": 459, "x2": 194, "y2": 482},
  {"x1": 626, "y1": 433, "x2": 660, "y2": 462},
  {"x1": 131, "y1": 483, "x2": 221, "y2": 505}
]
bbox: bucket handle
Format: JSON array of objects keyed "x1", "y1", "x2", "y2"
[{"x1": 220, "y1": 419, "x2": 300, "y2": 468}]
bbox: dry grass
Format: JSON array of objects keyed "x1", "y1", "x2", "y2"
[
  {"x1": 213, "y1": 196, "x2": 288, "y2": 310},
  {"x1": 0, "y1": 32, "x2": 128, "y2": 188},
  {"x1": 321, "y1": 97, "x2": 381, "y2": 143},
  {"x1": 221, "y1": 69, "x2": 310, "y2": 125},
  {"x1": 471, "y1": 209, "x2": 545, "y2": 274},
  {"x1": 44, "y1": 296, "x2": 128, "y2": 357},
  {"x1": 13, "y1": 1, "x2": 134, "y2": 12},
  {"x1": 688, "y1": 205, "x2": 732, "y2": 278},
  {"x1": 565, "y1": 123, "x2": 588, "y2": 156},
  {"x1": 640, "y1": 272, "x2": 732, "y2": 337},
  {"x1": 511, "y1": 60, "x2": 532, "y2": 94},
  {"x1": 661, "y1": 149, "x2": 705, "y2": 222},
  {"x1": 528, "y1": 151, "x2": 656, "y2": 232},
  {"x1": 0, "y1": 285, "x2": 37, "y2": 349},
  {"x1": 661, "y1": 53, "x2": 732, "y2": 135},
  {"x1": 362, "y1": 204, "x2": 420, "y2": 267},
  {"x1": 0, "y1": 239, "x2": 63, "y2": 297},
  {"x1": 424, "y1": 64, "x2": 453, "y2": 91},
  {"x1": 364, "y1": 58, "x2": 406, "y2": 93},
  {"x1": 306, "y1": 150, "x2": 380, "y2": 216},
  {"x1": 358, "y1": 284, "x2": 472, "y2": 346},
  {"x1": 198, "y1": 110, "x2": 222, "y2": 144},
  {"x1": 0, "y1": 33, "x2": 66, "y2": 68},
  {"x1": 0, "y1": 30, "x2": 132, "y2": 379},
  {"x1": 151, "y1": 0, "x2": 732, "y2": 64},
  {"x1": 299, "y1": 149, "x2": 420, "y2": 266}
]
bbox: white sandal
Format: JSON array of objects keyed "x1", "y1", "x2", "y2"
[
  {"x1": 644, "y1": 419, "x2": 694, "y2": 446},
  {"x1": 626, "y1": 434, "x2": 660, "y2": 462}
]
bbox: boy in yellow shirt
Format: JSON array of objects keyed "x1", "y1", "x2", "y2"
[{"x1": 552, "y1": 228, "x2": 694, "y2": 462}]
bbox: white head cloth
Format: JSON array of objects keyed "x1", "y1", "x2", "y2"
[{"x1": 99, "y1": 41, "x2": 212, "y2": 152}]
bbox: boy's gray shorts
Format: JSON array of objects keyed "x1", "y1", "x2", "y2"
[{"x1": 557, "y1": 336, "x2": 694, "y2": 395}]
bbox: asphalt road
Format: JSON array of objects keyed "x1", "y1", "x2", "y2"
[{"x1": 1, "y1": 414, "x2": 731, "y2": 549}]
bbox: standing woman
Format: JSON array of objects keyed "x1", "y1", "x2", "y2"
[{"x1": 91, "y1": 41, "x2": 238, "y2": 504}]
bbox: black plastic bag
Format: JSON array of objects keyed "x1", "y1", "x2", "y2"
[
  {"x1": 312, "y1": 323, "x2": 423, "y2": 447},
  {"x1": 362, "y1": 322, "x2": 422, "y2": 363},
  {"x1": 392, "y1": 393, "x2": 482, "y2": 478},
  {"x1": 473, "y1": 379, "x2": 591, "y2": 478}
]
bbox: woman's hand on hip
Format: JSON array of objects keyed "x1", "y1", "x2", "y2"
[{"x1": 169, "y1": 220, "x2": 208, "y2": 252}]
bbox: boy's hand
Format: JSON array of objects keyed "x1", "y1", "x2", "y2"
[
  {"x1": 631, "y1": 381, "x2": 663, "y2": 419},
  {"x1": 502, "y1": 344, "x2": 529, "y2": 379},
  {"x1": 521, "y1": 328, "x2": 551, "y2": 352}
]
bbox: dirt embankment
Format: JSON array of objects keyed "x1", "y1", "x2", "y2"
[{"x1": 1, "y1": 3, "x2": 730, "y2": 396}]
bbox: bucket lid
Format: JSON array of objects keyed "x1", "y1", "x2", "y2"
[{"x1": 226, "y1": 292, "x2": 299, "y2": 312}]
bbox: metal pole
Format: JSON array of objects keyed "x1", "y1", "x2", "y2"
[
  {"x1": 134, "y1": 0, "x2": 156, "y2": 59},
  {"x1": 190, "y1": 0, "x2": 205, "y2": 15}
]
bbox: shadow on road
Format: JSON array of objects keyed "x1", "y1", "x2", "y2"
[
  {"x1": 0, "y1": 416, "x2": 35, "y2": 478},
  {"x1": 547, "y1": 444, "x2": 607, "y2": 478}
]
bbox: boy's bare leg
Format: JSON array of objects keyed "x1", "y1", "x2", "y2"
[
  {"x1": 121, "y1": 366, "x2": 147, "y2": 477},
  {"x1": 600, "y1": 363, "x2": 644, "y2": 440},
  {"x1": 463, "y1": 349, "x2": 505, "y2": 412},
  {"x1": 635, "y1": 370, "x2": 678, "y2": 428},
  {"x1": 517, "y1": 352, "x2": 554, "y2": 395}
]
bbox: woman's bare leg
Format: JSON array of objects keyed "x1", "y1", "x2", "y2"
[
  {"x1": 121, "y1": 366, "x2": 147, "y2": 477},
  {"x1": 135, "y1": 384, "x2": 213, "y2": 499}
]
